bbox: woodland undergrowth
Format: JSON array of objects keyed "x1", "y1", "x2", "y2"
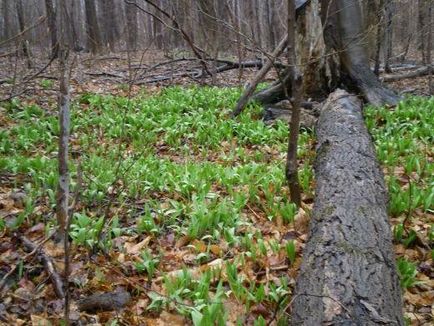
[{"x1": 0, "y1": 87, "x2": 432, "y2": 325}]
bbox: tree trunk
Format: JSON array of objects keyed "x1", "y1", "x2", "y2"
[
  {"x1": 291, "y1": 89, "x2": 404, "y2": 325},
  {"x1": 45, "y1": 0, "x2": 58, "y2": 58},
  {"x1": 286, "y1": 0, "x2": 302, "y2": 207},
  {"x1": 383, "y1": 0, "x2": 394, "y2": 73},
  {"x1": 125, "y1": 0, "x2": 138, "y2": 51},
  {"x1": 251, "y1": 0, "x2": 400, "y2": 107},
  {"x1": 84, "y1": 0, "x2": 102, "y2": 53},
  {"x1": 428, "y1": 1, "x2": 433, "y2": 95},
  {"x1": 2, "y1": 0, "x2": 12, "y2": 42},
  {"x1": 418, "y1": 0, "x2": 427, "y2": 64},
  {"x1": 100, "y1": 0, "x2": 118, "y2": 51},
  {"x1": 70, "y1": 0, "x2": 82, "y2": 51},
  {"x1": 373, "y1": 0, "x2": 384, "y2": 76},
  {"x1": 15, "y1": 0, "x2": 32, "y2": 66}
]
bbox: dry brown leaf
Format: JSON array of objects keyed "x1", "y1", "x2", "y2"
[
  {"x1": 125, "y1": 236, "x2": 151, "y2": 255},
  {"x1": 210, "y1": 244, "x2": 222, "y2": 256},
  {"x1": 294, "y1": 207, "x2": 310, "y2": 235},
  {"x1": 30, "y1": 315, "x2": 51, "y2": 326},
  {"x1": 158, "y1": 311, "x2": 186, "y2": 325},
  {"x1": 191, "y1": 240, "x2": 207, "y2": 253},
  {"x1": 175, "y1": 235, "x2": 191, "y2": 248}
]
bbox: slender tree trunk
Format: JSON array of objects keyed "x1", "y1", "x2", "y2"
[
  {"x1": 374, "y1": 0, "x2": 383, "y2": 76},
  {"x1": 2, "y1": 0, "x2": 11, "y2": 42},
  {"x1": 84, "y1": 0, "x2": 102, "y2": 53},
  {"x1": 70, "y1": 0, "x2": 81, "y2": 51},
  {"x1": 15, "y1": 0, "x2": 32, "y2": 66},
  {"x1": 286, "y1": 0, "x2": 302, "y2": 207},
  {"x1": 56, "y1": 0, "x2": 71, "y2": 323},
  {"x1": 45, "y1": 0, "x2": 58, "y2": 58},
  {"x1": 428, "y1": 1, "x2": 433, "y2": 95},
  {"x1": 383, "y1": 0, "x2": 394, "y2": 73},
  {"x1": 418, "y1": 0, "x2": 427, "y2": 64}
]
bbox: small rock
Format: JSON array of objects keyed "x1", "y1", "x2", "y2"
[
  {"x1": 10, "y1": 191, "x2": 27, "y2": 209},
  {"x1": 77, "y1": 290, "x2": 131, "y2": 312}
]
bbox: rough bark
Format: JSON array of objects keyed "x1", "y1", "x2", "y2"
[{"x1": 291, "y1": 89, "x2": 404, "y2": 325}]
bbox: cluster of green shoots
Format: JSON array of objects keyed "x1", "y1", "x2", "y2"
[{"x1": 1, "y1": 87, "x2": 432, "y2": 323}]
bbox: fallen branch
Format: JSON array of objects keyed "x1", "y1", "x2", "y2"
[
  {"x1": 0, "y1": 232, "x2": 56, "y2": 296},
  {"x1": 18, "y1": 235, "x2": 65, "y2": 299}
]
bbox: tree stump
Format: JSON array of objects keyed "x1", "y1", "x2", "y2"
[{"x1": 291, "y1": 89, "x2": 403, "y2": 325}]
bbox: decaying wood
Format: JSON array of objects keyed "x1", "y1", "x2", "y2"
[
  {"x1": 77, "y1": 290, "x2": 131, "y2": 312},
  {"x1": 291, "y1": 89, "x2": 403, "y2": 325},
  {"x1": 19, "y1": 235, "x2": 65, "y2": 299},
  {"x1": 382, "y1": 65, "x2": 433, "y2": 82}
]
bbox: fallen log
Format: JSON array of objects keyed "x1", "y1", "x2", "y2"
[
  {"x1": 382, "y1": 66, "x2": 433, "y2": 82},
  {"x1": 291, "y1": 90, "x2": 403, "y2": 325}
]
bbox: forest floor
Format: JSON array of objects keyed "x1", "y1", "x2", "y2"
[{"x1": 0, "y1": 53, "x2": 433, "y2": 325}]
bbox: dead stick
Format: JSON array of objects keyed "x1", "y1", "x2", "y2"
[
  {"x1": 18, "y1": 235, "x2": 65, "y2": 299},
  {"x1": 0, "y1": 232, "x2": 55, "y2": 296}
]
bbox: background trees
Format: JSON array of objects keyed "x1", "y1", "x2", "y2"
[{"x1": 0, "y1": 0, "x2": 430, "y2": 63}]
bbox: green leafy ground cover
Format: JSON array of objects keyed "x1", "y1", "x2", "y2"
[{"x1": 0, "y1": 88, "x2": 432, "y2": 325}]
